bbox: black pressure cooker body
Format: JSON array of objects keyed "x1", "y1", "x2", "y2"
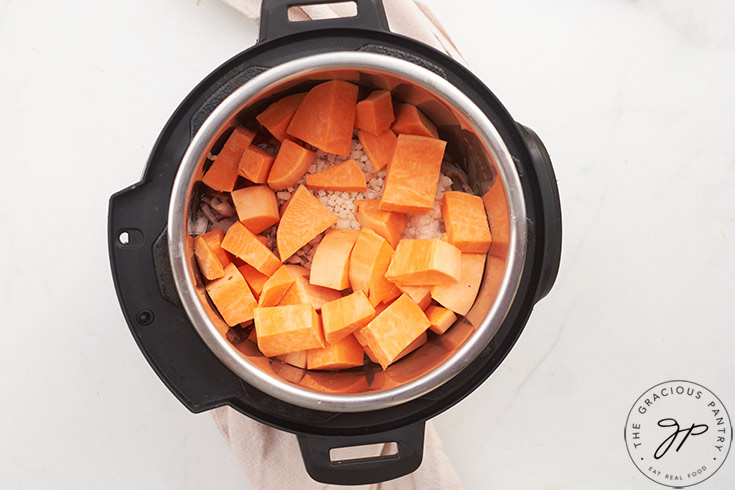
[{"x1": 109, "y1": 0, "x2": 561, "y2": 485}]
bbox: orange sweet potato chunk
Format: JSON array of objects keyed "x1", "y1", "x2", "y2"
[
  {"x1": 286, "y1": 80, "x2": 359, "y2": 156},
  {"x1": 396, "y1": 285, "x2": 432, "y2": 310},
  {"x1": 254, "y1": 304, "x2": 325, "y2": 357},
  {"x1": 277, "y1": 185, "x2": 338, "y2": 261},
  {"x1": 391, "y1": 104, "x2": 438, "y2": 139},
  {"x1": 355, "y1": 199, "x2": 405, "y2": 249},
  {"x1": 356, "y1": 294, "x2": 430, "y2": 369},
  {"x1": 379, "y1": 134, "x2": 446, "y2": 214},
  {"x1": 256, "y1": 93, "x2": 306, "y2": 141},
  {"x1": 425, "y1": 305, "x2": 457, "y2": 334},
  {"x1": 195, "y1": 229, "x2": 230, "y2": 280},
  {"x1": 267, "y1": 140, "x2": 315, "y2": 191},
  {"x1": 394, "y1": 331, "x2": 427, "y2": 362},
  {"x1": 348, "y1": 229, "x2": 393, "y2": 302},
  {"x1": 357, "y1": 128, "x2": 397, "y2": 172},
  {"x1": 385, "y1": 238, "x2": 461, "y2": 286},
  {"x1": 205, "y1": 263, "x2": 257, "y2": 326},
  {"x1": 202, "y1": 127, "x2": 255, "y2": 192},
  {"x1": 442, "y1": 191, "x2": 492, "y2": 253},
  {"x1": 238, "y1": 146, "x2": 275, "y2": 184},
  {"x1": 431, "y1": 253, "x2": 486, "y2": 316},
  {"x1": 355, "y1": 90, "x2": 395, "y2": 135},
  {"x1": 279, "y1": 273, "x2": 341, "y2": 311},
  {"x1": 306, "y1": 159, "x2": 366, "y2": 192},
  {"x1": 483, "y1": 179, "x2": 510, "y2": 258},
  {"x1": 237, "y1": 264, "x2": 269, "y2": 300},
  {"x1": 231, "y1": 185, "x2": 280, "y2": 234},
  {"x1": 310, "y1": 229, "x2": 360, "y2": 290},
  {"x1": 321, "y1": 290, "x2": 376, "y2": 345},
  {"x1": 306, "y1": 335, "x2": 365, "y2": 370},
  {"x1": 221, "y1": 221, "x2": 282, "y2": 276},
  {"x1": 259, "y1": 265, "x2": 298, "y2": 307}
]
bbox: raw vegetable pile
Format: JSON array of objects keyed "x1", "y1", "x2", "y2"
[{"x1": 194, "y1": 79, "x2": 498, "y2": 372}]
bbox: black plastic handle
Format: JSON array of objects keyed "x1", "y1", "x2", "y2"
[
  {"x1": 297, "y1": 422, "x2": 425, "y2": 485},
  {"x1": 517, "y1": 123, "x2": 562, "y2": 302},
  {"x1": 259, "y1": 0, "x2": 389, "y2": 43}
]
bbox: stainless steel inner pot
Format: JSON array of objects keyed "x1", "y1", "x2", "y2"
[{"x1": 168, "y1": 52, "x2": 527, "y2": 412}]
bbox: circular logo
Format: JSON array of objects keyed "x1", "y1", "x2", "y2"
[{"x1": 625, "y1": 380, "x2": 732, "y2": 487}]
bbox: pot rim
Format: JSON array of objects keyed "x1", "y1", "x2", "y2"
[{"x1": 168, "y1": 52, "x2": 527, "y2": 412}]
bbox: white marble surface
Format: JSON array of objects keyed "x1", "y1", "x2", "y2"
[{"x1": 1, "y1": 0, "x2": 734, "y2": 489}]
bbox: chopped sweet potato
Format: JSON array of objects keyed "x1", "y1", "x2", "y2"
[
  {"x1": 195, "y1": 229, "x2": 230, "y2": 280},
  {"x1": 286, "y1": 80, "x2": 359, "y2": 155},
  {"x1": 357, "y1": 128, "x2": 397, "y2": 172},
  {"x1": 396, "y1": 285, "x2": 432, "y2": 310},
  {"x1": 306, "y1": 159, "x2": 366, "y2": 192},
  {"x1": 256, "y1": 93, "x2": 306, "y2": 141},
  {"x1": 277, "y1": 185, "x2": 338, "y2": 261},
  {"x1": 425, "y1": 305, "x2": 457, "y2": 334},
  {"x1": 230, "y1": 185, "x2": 280, "y2": 234},
  {"x1": 355, "y1": 199, "x2": 405, "y2": 248},
  {"x1": 306, "y1": 335, "x2": 364, "y2": 370},
  {"x1": 355, "y1": 90, "x2": 394, "y2": 135},
  {"x1": 391, "y1": 104, "x2": 438, "y2": 139},
  {"x1": 442, "y1": 191, "x2": 492, "y2": 253},
  {"x1": 356, "y1": 294, "x2": 430, "y2": 369},
  {"x1": 237, "y1": 264, "x2": 269, "y2": 300},
  {"x1": 202, "y1": 127, "x2": 255, "y2": 192},
  {"x1": 238, "y1": 146, "x2": 275, "y2": 184},
  {"x1": 258, "y1": 265, "x2": 299, "y2": 307},
  {"x1": 379, "y1": 134, "x2": 446, "y2": 214},
  {"x1": 279, "y1": 273, "x2": 341, "y2": 311},
  {"x1": 277, "y1": 350, "x2": 307, "y2": 369},
  {"x1": 254, "y1": 304, "x2": 325, "y2": 357},
  {"x1": 267, "y1": 139, "x2": 315, "y2": 191},
  {"x1": 482, "y1": 179, "x2": 510, "y2": 258},
  {"x1": 206, "y1": 263, "x2": 257, "y2": 326},
  {"x1": 431, "y1": 253, "x2": 486, "y2": 316},
  {"x1": 310, "y1": 229, "x2": 360, "y2": 290},
  {"x1": 221, "y1": 221, "x2": 282, "y2": 276},
  {"x1": 321, "y1": 290, "x2": 376, "y2": 345},
  {"x1": 385, "y1": 238, "x2": 461, "y2": 286},
  {"x1": 348, "y1": 229, "x2": 393, "y2": 303},
  {"x1": 394, "y1": 331, "x2": 427, "y2": 362},
  {"x1": 381, "y1": 284, "x2": 402, "y2": 305}
]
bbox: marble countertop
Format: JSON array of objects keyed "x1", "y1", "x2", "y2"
[{"x1": 1, "y1": 0, "x2": 733, "y2": 488}]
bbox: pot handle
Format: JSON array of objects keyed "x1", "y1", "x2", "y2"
[
  {"x1": 297, "y1": 422, "x2": 425, "y2": 485},
  {"x1": 259, "y1": 0, "x2": 390, "y2": 43},
  {"x1": 516, "y1": 123, "x2": 562, "y2": 302}
]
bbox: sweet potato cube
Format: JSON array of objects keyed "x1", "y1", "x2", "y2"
[
  {"x1": 385, "y1": 238, "x2": 461, "y2": 286},
  {"x1": 310, "y1": 229, "x2": 360, "y2": 290},
  {"x1": 205, "y1": 263, "x2": 257, "y2": 326},
  {"x1": 391, "y1": 104, "x2": 438, "y2": 139},
  {"x1": 431, "y1": 253, "x2": 486, "y2": 316},
  {"x1": 348, "y1": 229, "x2": 393, "y2": 300},
  {"x1": 357, "y1": 128, "x2": 397, "y2": 172},
  {"x1": 321, "y1": 291, "x2": 376, "y2": 345},
  {"x1": 381, "y1": 284, "x2": 402, "y2": 305},
  {"x1": 231, "y1": 185, "x2": 280, "y2": 234},
  {"x1": 395, "y1": 331, "x2": 427, "y2": 362},
  {"x1": 258, "y1": 265, "x2": 299, "y2": 307},
  {"x1": 442, "y1": 191, "x2": 492, "y2": 253},
  {"x1": 396, "y1": 285, "x2": 432, "y2": 310},
  {"x1": 256, "y1": 93, "x2": 306, "y2": 141},
  {"x1": 254, "y1": 304, "x2": 325, "y2": 357},
  {"x1": 355, "y1": 199, "x2": 406, "y2": 249},
  {"x1": 202, "y1": 127, "x2": 255, "y2": 192},
  {"x1": 194, "y1": 229, "x2": 230, "y2": 280},
  {"x1": 306, "y1": 159, "x2": 366, "y2": 192},
  {"x1": 356, "y1": 294, "x2": 430, "y2": 369},
  {"x1": 237, "y1": 264, "x2": 269, "y2": 300},
  {"x1": 355, "y1": 90, "x2": 395, "y2": 135},
  {"x1": 483, "y1": 179, "x2": 510, "y2": 258},
  {"x1": 267, "y1": 139, "x2": 315, "y2": 191},
  {"x1": 238, "y1": 146, "x2": 275, "y2": 184},
  {"x1": 379, "y1": 134, "x2": 446, "y2": 214},
  {"x1": 277, "y1": 185, "x2": 338, "y2": 261},
  {"x1": 306, "y1": 335, "x2": 365, "y2": 370},
  {"x1": 286, "y1": 80, "x2": 359, "y2": 156},
  {"x1": 279, "y1": 273, "x2": 341, "y2": 311},
  {"x1": 221, "y1": 221, "x2": 282, "y2": 276},
  {"x1": 425, "y1": 305, "x2": 457, "y2": 334},
  {"x1": 277, "y1": 350, "x2": 307, "y2": 369}
]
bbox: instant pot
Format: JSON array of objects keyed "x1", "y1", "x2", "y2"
[{"x1": 109, "y1": 0, "x2": 562, "y2": 484}]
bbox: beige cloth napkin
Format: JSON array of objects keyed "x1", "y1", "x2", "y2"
[{"x1": 212, "y1": 1, "x2": 465, "y2": 488}]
